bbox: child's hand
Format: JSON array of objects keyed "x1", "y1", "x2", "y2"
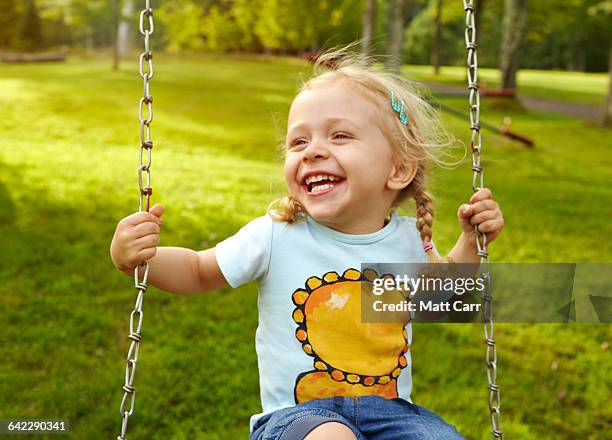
[
  {"x1": 110, "y1": 203, "x2": 164, "y2": 271},
  {"x1": 457, "y1": 188, "x2": 504, "y2": 244}
]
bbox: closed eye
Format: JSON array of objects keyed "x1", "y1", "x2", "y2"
[
  {"x1": 333, "y1": 132, "x2": 352, "y2": 140},
  {"x1": 288, "y1": 138, "x2": 308, "y2": 149}
]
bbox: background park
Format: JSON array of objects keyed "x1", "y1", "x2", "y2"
[{"x1": 0, "y1": 0, "x2": 610, "y2": 439}]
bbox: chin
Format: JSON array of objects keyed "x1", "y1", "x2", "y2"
[{"x1": 302, "y1": 203, "x2": 346, "y2": 224}]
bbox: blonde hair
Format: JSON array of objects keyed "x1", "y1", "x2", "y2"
[{"x1": 269, "y1": 45, "x2": 456, "y2": 259}]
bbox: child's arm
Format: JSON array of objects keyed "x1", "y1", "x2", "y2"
[
  {"x1": 110, "y1": 204, "x2": 229, "y2": 294},
  {"x1": 447, "y1": 188, "x2": 504, "y2": 263}
]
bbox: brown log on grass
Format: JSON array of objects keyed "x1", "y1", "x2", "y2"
[{"x1": 2, "y1": 52, "x2": 66, "y2": 63}]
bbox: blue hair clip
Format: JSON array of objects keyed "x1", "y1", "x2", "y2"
[{"x1": 390, "y1": 90, "x2": 409, "y2": 125}]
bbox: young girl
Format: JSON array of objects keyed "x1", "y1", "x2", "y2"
[{"x1": 111, "y1": 49, "x2": 504, "y2": 440}]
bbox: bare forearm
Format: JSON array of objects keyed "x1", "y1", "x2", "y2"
[
  {"x1": 447, "y1": 232, "x2": 480, "y2": 264},
  {"x1": 121, "y1": 246, "x2": 201, "y2": 294}
]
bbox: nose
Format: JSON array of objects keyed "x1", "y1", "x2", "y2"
[{"x1": 302, "y1": 137, "x2": 330, "y2": 162}]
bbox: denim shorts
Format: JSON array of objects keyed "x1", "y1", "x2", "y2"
[{"x1": 249, "y1": 395, "x2": 464, "y2": 440}]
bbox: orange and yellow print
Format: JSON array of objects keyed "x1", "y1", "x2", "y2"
[{"x1": 291, "y1": 268, "x2": 410, "y2": 404}]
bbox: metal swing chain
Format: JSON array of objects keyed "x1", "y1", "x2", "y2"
[
  {"x1": 462, "y1": 1, "x2": 503, "y2": 438},
  {"x1": 117, "y1": 1, "x2": 155, "y2": 439}
]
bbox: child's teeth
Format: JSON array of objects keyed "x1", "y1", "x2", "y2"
[
  {"x1": 311, "y1": 183, "x2": 333, "y2": 193},
  {"x1": 306, "y1": 174, "x2": 341, "y2": 185}
]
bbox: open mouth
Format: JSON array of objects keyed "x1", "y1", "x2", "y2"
[{"x1": 303, "y1": 173, "x2": 345, "y2": 195}]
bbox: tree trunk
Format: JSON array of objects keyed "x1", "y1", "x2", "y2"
[
  {"x1": 604, "y1": 39, "x2": 612, "y2": 127},
  {"x1": 431, "y1": 0, "x2": 443, "y2": 75},
  {"x1": 86, "y1": 26, "x2": 94, "y2": 54},
  {"x1": 387, "y1": 0, "x2": 407, "y2": 75},
  {"x1": 576, "y1": 39, "x2": 586, "y2": 72},
  {"x1": 112, "y1": 0, "x2": 120, "y2": 71},
  {"x1": 361, "y1": 0, "x2": 376, "y2": 59},
  {"x1": 551, "y1": 38, "x2": 560, "y2": 70},
  {"x1": 117, "y1": 0, "x2": 135, "y2": 58},
  {"x1": 0, "y1": 0, "x2": 19, "y2": 50},
  {"x1": 499, "y1": 0, "x2": 528, "y2": 90},
  {"x1": 474, "y1": 0, "x2": 485, "y2": 49},
  {"x1": 17, "y1": 0, "x2": 43, "y2": 52}
]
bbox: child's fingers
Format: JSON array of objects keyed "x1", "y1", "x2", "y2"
[
  {"x1": 123, "y1": 209, "x2": 163, "y2": 226},
  {"x1": 469, "y1": 209, "x2": 499, "y2": 226},
  {"x1": 477, "y1": 219, "x2": 501, "y2": 232},
  {"x1": 469, "y1": 199, "x2": 497, "y2": 215},
  {"x1": 476, "y1": 219, "x2": 504, "y2": 240},
  {"x1": 469, "y1": 188, "x2": 493, "y2": 203},
  {"x1": 149, "y1": 203, "x2": 164, "y2": 219},
  {"x1": 137, "y1": 247, "x2": 157, "y2": 262},
  {"x1": 458, "y1": 204, "x2": 472, "y2": 218},
  {"x1": 134, "y1": 233, "x2": 160, "y2": 250},
  {"x1": 130, "y1": 221, "x2": 161, "y2": 239}
]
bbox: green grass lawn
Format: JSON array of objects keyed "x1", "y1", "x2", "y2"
[
  {"x1": 404, "y1": 64, "x2": 609, "y2": 107},
  {"x1": 0, "y1": 54, "x2": 610, "y2": 439}
]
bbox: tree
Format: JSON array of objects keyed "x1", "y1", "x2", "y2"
[
  {"x1": 17, "y1": 0, "x2": 44, "y2": 52},
  {"x1": 231, "y1": 0, "x2": 265, "y2": 51},
  {"x1": 605, "y1": 39, "x2": 612, "y2": 126},
  {"x1": 42, "y1": 4, "x2": 70, "y2": 49},
  {"x1": 499, "y1": 0, "x2": 528, "y2": 90},
  {"x1": 113, "y1": 0, "x2": 135, "y2": 71},
  {"x1": 431, "y1": 0, "x2": 443, "y2": 75},
  {"x1": 474, "y1": 0, "x2": 485, "y2": 49},
  {"x1": 587, "y1": 1, "x2": 612, "y2": 125},
  {"x1": 361, "y1": 0, "x2": 376, "y2": 59},
  {"x1": 63, "y1": 0, "x2": 117, "y2": 51},
  {"x1": 386, "y1": 0, "x2": 407, "y2": 74},
  {"x1": 0, "y1": 0, "x2": 19, "y2": 49},
  {"x1": 112, "y1": 0, "x2": 120, "y2": 71},
  {"x1": 252, "y1": 0, "x2": 361, "y2": 54},
  {"x1": 117, "y1": 0, "x2": 135, "y2": 58},
  {"x1": 157, "y1": 0, "x2": 205, "y2": 52}
]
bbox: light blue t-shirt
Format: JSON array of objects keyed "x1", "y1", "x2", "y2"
[{"x1": 215, "y1": 212, "x2": 435, "y2": 433}]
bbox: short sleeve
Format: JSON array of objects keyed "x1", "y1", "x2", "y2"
[{"x1": 215, "y1": 215, "x2": 273, "y2": 288}]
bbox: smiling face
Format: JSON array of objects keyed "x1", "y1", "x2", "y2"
[{"x1": 284, "y1": 81, "x2": 413, "y2": 234}]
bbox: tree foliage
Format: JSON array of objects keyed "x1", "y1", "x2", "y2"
[
  {"x1": 0, "y1": 0, "x2": 608, "y2": 72},
  {"x1": 0, "y1": 0, "x2": 19, "y2": 49},
  {"x1": 402, "y1": 0, "x2": 609, "y2": 71},
  {"x1": 16, "y1": 0, "x2": 43, "y2": 52},
  {"x1": 156, "y1": 0, "x2": 363, "y2": 54},
  {"x1": 403, "y1": 0, "x2": 465, "y2": 66},
  {"x1": 157, "y1": 0, "x2": 205, "y2": 52},
  {"x1": 524, "y1": 0, "x2": 610, "y2": 71}
]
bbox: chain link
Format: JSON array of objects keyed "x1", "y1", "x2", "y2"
[
  {"x1": 462, "y1": 1, "x2": 502, "y2": 438},
  {"x1": 117, "y1": 2, "x2": 155, "y2": 439}
]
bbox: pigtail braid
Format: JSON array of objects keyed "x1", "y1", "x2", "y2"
[
  {"x1": 415, "y1": 189, "x2": 434, "y2": 242},
  {"x1": 410, "y1": 165, "x2": 437, "y2": 263}
]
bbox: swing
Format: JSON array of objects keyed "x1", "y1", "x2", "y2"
[{"x1": 115, "y1": 1, "x2": 502, "y2": 439}]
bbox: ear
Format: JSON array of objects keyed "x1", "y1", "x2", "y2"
[{"x1": 387, "y1": 161, "x2": 417, "y2": 191}]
